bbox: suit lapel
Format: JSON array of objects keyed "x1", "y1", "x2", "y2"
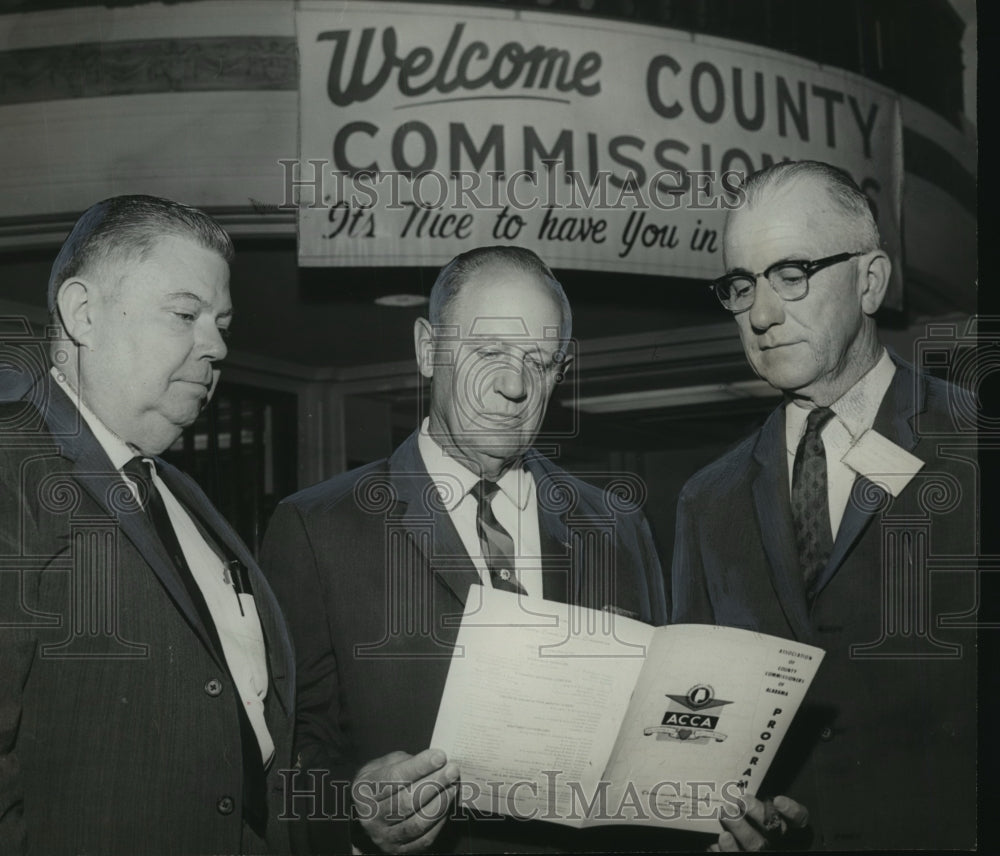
[
  {"x1": 524, "y1": 453, "x2": 571, "y2": 605},
  {"x1": 752, "y1": 406, "x2": 814, "y2": 641},
  {"x1": 810, "y1": 359, "x2": 924, "y2": 596},
  {"x1": 389, "y1": 433, "x2": 481, "y2": 609},
  {"x1": 156, "y1": 460, "x2": 292, "y2": 710},
  {"x1": 386, "y1": 435, "x2": 578, "y2": 609},
  {"x1": 40, "y1": 379, "x2": 221, "y2": 659},
  {"x1": 814, "y1": 475, "x2": 885, "y2": 596}
]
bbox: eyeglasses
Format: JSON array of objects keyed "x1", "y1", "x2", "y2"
[{"x1": 710, "y1": 252, "x2": 865, "y2": 313}]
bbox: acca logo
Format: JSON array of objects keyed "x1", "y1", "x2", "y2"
[{"x1": 643, "y1": 684, "x2": 733, "y2": 744}]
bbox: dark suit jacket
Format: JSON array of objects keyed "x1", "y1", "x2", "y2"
[
  {"x1": 260, "y1": 431, "x2": 671, "y2": 853},
  {"x1": 671, "y1": 358, "x2": 978, "y2": 850},
  {"x1": 0, "y1": 376, "x2": 296, "y2": 855}
]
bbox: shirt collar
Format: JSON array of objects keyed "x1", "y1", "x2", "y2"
[
  {"x1": 417, "y1": 417, "x2": 531, "y2": 511},
  {"x1": 51, "y1": 367, "x2": 138, "y2": 471},
  {"x1": 785, "y1": 348, "x2": 895, "y2": 444}
]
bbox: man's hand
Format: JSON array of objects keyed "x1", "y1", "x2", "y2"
[
  {"x1": 351, "y1": 748, "x2": 460, "y2": 854},
  {"x1": 710, "y1": 795, "x2": 810, "y2": 851}
]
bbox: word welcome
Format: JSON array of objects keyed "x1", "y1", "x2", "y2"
[{"x1": 320, "y1": 23, "x2": 601, "y2": 106}]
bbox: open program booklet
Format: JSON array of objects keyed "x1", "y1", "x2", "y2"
[{"x1": 431, "y1": 589, "x2": 824, "y2": 832}]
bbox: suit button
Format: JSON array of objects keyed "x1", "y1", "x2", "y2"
[
  {"x1": 820, "y1": 726, "x2": 834, "y2": 741},
  {"x1": 216, "y1": 796, "x2": 235, "y2": 815},
  {"x1": 204, "y1": 678, "x2": 223, "y2": 697}
]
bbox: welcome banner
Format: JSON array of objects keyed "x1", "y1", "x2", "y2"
[{"x1": 295, "y1": 1, "x2": 903, "y2": 298}]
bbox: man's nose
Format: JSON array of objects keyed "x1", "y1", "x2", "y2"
[
  {"x1": 199, "y1": 322, "x2": 228, "y2": 362},
  {"x1": 492, "y1": 362, "x2": 529, "y2": 401},
  {"x1": 747, "y1": 276, "x2": 785, "y2": 332}
]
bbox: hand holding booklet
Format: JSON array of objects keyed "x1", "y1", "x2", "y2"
[{"x1": 430, "y1": 588, "x2": 823, "y2": 832}]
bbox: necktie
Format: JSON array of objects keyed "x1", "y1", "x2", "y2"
[
  {"x1": 790, "y1": 407, "x2": 836, "y2": 594},
  {"x1": 472, "y1": 479, "x2": 527, "y2": 596},
  {"x1": 121, "y1": 456, "x2": 268, "y2": 836},
  {"x1": 122, "y1": 457, "x2": 195, "y2": 590}
]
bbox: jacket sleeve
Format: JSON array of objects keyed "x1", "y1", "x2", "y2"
[
  {"x1": 633, "y1": 509, "x2": 670, "y2": 626},
  {"x1": 0, "y1": 471, "x2": 36, "y2": 856},
  {"x1": 669, "y1": 484, "x2": 716, "y2": 625},
  {"x1": 0, "y1": 626, "x2": 30, "y2": 856},
  {"x1": 259, "y1": 501, "x2": 354, "y2": 853}
]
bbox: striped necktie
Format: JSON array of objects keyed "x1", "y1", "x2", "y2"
[{"x1": 471, "y1": 478, "x2": 527, "y2": 596}]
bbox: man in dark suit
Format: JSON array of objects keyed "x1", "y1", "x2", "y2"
[
  {"x1": 0, "y1": 196, "x2": 296, "y2": 855},
  {"x1": 671, "y1": 161, "x2": 978, "y2": 850},
  {"x1": 263, "y1": 246, "x2": 803, "y2": 854}
]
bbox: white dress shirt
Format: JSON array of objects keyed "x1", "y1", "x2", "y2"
[
  {"x1": 53, "y1": 368, "x2": 274, "y2": 765},
  {"x1": 784, "y1": 349, "x2": 896, "y2": 538},
  {"x1": 417, "y1": 418, "x2": 543, "y2": 597}
]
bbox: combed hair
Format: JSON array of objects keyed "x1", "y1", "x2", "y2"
[
  {"x1": 47, "y1": 195, "x2": 234, "y2": 313},
  {"x1": 429, "y1": 245, "x2": 572, "y2": 341},
  {"x1": 739, "y1": 160, "x2": 882, "y2": 251}
]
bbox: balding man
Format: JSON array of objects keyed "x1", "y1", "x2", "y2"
[
  {"x1": 671, "y1": 161, "x2": 977, "y2": 849},
  {"x1": 0, "y1": 196, "x2": 295, "y2": 855},
  {"x1": 264, "y1": 245, "x2": 805, "y2": 854}
]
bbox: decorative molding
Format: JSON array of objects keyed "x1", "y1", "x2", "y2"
[
  {"x1": 0, "y1": 36, "x2": 297, "y2": 105},
  {"x1": 0, "y1": 206, "x2": 295, "y2": 250}
]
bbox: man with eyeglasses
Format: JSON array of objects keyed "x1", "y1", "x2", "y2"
[{"x1": 670, "y1": 161, "x2": 977, "y2": 850}]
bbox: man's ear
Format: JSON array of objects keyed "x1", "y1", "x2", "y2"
[
  {"x1": 413, "y1": 317, "x2": 435, "y2": 379},
  {"x1": 55, "y1": 279, "x2": 96, "y2": 346},
  {"x1": 859, "y1": 250, "x2": 891, "y2": 316}
]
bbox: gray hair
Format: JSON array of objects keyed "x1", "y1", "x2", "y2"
[
  {"x1": 48, "y1": 195, "x2": 234, "y2": 314},
  {"x1": 429, "y1": 245, "x2": 572, "y2": 342},
  {"x1": 738, "y1": 160, "x2": 882, "y2": 251}
]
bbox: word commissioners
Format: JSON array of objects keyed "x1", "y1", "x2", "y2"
[
  {"x1": 430, "y1": 589, "x2": 823, "y2": 831},
  {"x1": 293, "y1": 1, "x2": 903, "y2": 290}
]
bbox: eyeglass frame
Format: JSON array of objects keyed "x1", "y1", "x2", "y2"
[{"x1": 709, "y1": 251, "x2": 866, "y2": 313}]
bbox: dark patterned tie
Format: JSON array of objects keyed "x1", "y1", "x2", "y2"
[
  {"x1": 471, "y1": 479, "x2": 527, "y2": 595},
  {"x1": 123, "y1": 457, "x2": 192, "y2": 582},
  {"x1": 791, "y1": 407, "x2": 836, "y2": 594}
]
